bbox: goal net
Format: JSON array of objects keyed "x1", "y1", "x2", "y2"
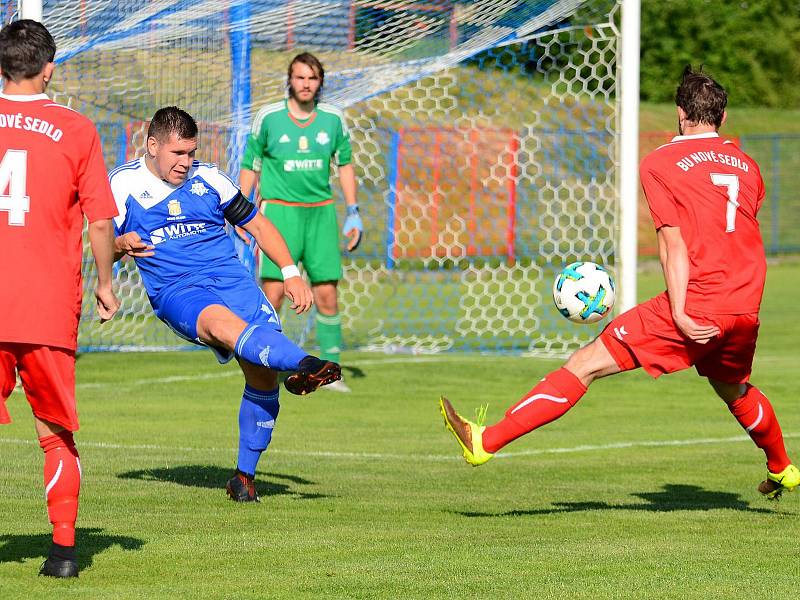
[{"x1": 7, "y1": 0, "x2": 622, "y2": 355}]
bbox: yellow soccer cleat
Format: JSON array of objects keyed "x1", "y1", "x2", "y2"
[
  {"x1": 439, "y1": 396, "x2": 494, "y2": 466},
  {"x1": 758, "y1": 464, "x2": 800, "y2": 500}
]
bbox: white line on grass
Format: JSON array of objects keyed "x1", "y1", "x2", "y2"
[
  {"x1": 75, "y1": 370, "x2": 241, "y2": 388},
  {"x1": 7, "y1": 352, "x2": 778, "y2": 390},
  {"x1": 1, "y1": 432, "x2": 797, "y2": 462},
  {"x1": 71, "y1": 355, "x2": 522, "y2": 389}
]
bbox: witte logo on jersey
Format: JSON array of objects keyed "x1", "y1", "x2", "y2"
[
  {"x1": 315, "y1": 131, "x2": 330, "y2": 145},
  {"x1": 149, "y1": 222, "x2": 207, "y2": 245},
  {"x1": 283, "y1": 158, "x2": 323, "y2": 172},
  {"x1": 278, "y1": 134, "x2": 291, "y2": 144},
  {"x1": 167, "y1": 199, "x2": 182, "y2": 216},
  {"x1": 190, "y1": 181, "x2": 208, "y2": 196}
]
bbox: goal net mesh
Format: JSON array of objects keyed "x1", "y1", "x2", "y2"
[{"x1": 4, "y1": 0, "x2": 621, "y2": 355}]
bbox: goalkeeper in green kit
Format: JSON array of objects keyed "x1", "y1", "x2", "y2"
[{"x1": 239, "y1": 52, "x2": 361, "y2": 392}]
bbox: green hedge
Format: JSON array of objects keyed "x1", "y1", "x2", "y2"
[{"x1": 640, "y1": 0, "x2": 800, "y2": 109}]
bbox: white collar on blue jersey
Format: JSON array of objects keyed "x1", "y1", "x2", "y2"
[
  {"x1": 0, "y1": 92, "x2": 49, "y2": 102},
  {"x1": 670, "y1": 132, "x2": 720, "y2": 142},
  {"x1": 138, "y1": 155, "x2": 190, "y2": 190}
]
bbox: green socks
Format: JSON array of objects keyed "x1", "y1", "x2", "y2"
[{"x1": 316, "y1": 312, "x2": 342, "y2": 363}]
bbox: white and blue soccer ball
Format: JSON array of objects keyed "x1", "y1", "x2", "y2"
[{"x1": 552, "y1": 261, "x2": 615, "y2": 324}]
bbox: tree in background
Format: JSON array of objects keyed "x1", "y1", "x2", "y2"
[{"x1": 641, "y1": 0, "x2": 800, "y2": 108}]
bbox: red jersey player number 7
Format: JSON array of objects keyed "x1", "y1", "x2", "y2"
[{"x1": 439, "y1": 66, "x2": 798, "y2": 503}]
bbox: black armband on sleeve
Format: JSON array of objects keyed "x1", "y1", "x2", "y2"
[{"x1": 224, "y1": 192, "x2": 257, "y2": 225}]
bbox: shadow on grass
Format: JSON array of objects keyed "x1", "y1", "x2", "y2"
[
  {"x1": 456, "y1": 484, "x2": 792, "y2": 517},
  {"x1": 118, "y1": 465, "x2": 330, "y2": 500},
  {"x1": 0, "y1": 527, "x2": 144, "y2": 570},
  {"x1": 342, "y1": 365, "x2": 365, "y2": 380}
]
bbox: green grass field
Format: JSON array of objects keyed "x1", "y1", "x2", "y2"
[{"x1": 2, "y1": 262, "x2": 800, "y2": 599}]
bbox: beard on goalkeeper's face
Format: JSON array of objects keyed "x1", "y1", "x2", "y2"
[{"x1": 287, "y1": 62, "x2": 321, "y2": 105}]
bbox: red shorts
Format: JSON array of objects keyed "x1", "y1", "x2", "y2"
[
  {"x1": 599, "y1": 292, "x2": 759, "y2": 384},
  {"x1": 0, "y1": 342, "x2": 78, "y2": 431}
]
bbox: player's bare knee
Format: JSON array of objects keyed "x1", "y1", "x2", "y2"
[
  {"x1": 564, "y1": 339, "x2": 620, "y2": 386},
  {"x1": 34, "y1": 417, "x2": 66, "y2": 438},
  {"x1": 312, "y1": 282, "x2": 338, "y2": 313},
  {"x1": 564, "y1": 343, "x2": 599, "y2": 385},
  {"x1": 708, "y1": 378, "x2": 746, "y2": 404}
]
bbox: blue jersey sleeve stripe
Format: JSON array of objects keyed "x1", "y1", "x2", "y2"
[
  {"x1": 195, "y1": 161, "x2": 230, "y2": 176},
  {"x1": 196, "y1": 167, "x2": 239, "y2": 205},
  {"x1": 108, "y1": 160, "x2": 141, "y2": 179},
  {"x1": 217, "y1": 169, "x2": 237, "y2": 187}
]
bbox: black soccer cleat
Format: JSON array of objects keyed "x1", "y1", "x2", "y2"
[
  {"x1": 284, "y1": 356, "x2": 341, "y2": 395},
  {"x1": 39, "y1": 557, "x2": 78, "y2": 578},
  {"x1": 226, "y1": 471, "x2": 260, "y2": 503}
]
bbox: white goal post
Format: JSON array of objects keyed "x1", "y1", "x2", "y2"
[
  {"x1": 20, "y1": 0, "x2": 43, "y2": 22},
  {"x1": 618, "y1": 0, "x2": 640, "y2": 313}
]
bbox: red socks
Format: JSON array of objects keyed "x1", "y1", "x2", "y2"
[
  {"x1": 727, "y1": 385, "x2": 790, "y2": 473},
  {"x1": 480, "y1": 369, "x2": 792, "y2": 472},
  {"x1": 39, "y1": 431, "x2": 81, "y2": 547},
  {"x1": 0, "y1": 351, "x2": 15, "y2": 424},
  {"x1": 483, "y1": 368, "x2": 587, "y2": 454}
]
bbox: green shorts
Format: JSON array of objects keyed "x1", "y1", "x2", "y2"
[{"x1": 260, "y1": 201, "x2": 342, "y2": 284}]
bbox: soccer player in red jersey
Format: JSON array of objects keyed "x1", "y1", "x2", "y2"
[
  {"x1": 0, "y1": 20, "x2": 120, "y2": 577},
  {"x1": 440, "y1": 66, "x2": 799, "y2": 499}
]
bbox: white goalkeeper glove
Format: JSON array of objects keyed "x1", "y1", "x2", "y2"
[{"x1": 342, "y1": 204, "x2": 363, "y2": 252}]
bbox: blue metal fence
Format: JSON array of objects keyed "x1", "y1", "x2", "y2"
[
  {"x1": 95, "y1": 126, "x2": 800, "y2": 258},
  {"x1": 740, "y1": 134, "x2": 800, "y2": 254}
]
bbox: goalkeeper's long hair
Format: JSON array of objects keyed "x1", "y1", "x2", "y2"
[{"x1": 287, "y1": 52, "x2": 324, "y2": 102}]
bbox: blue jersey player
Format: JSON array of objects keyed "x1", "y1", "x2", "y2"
[{"x1": 110, "y1": 107, "x2": 341, "y2": 502}]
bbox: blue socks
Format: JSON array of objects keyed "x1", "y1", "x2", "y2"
[
  {"x1": 236, "y1": 385, "x2": 280, "y2": 477},
  {"x1": 234, "y1": 324, "x2": 307, "y2": 371},
  {"x1": 233, "y1": 324, "x2": 305, "y2": 475}
]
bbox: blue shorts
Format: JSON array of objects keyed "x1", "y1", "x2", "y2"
[{"x1": 154, "y1": 274, "x2": 281, "y2": 364}]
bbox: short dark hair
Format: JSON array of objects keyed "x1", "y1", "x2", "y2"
[
  {"x1": 675, "y1": 66, "x2": 727, "y2": 128},
  {"x1": 287, "y1": 52, "x2": 324, "y2": 101},
  {"x1": 147, "y1": 106, "x2": 198, "y2": 142},
  {"x1": 0, "y1": 19, "x2": 56, "y2": 82}
]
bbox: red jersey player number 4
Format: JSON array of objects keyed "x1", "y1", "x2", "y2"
[
  {"x1": 0, "y1": 95, "x2": 119, "y2": 349},
  {"x1": 0, "y1": 19, "x2": 119, "y2": 579}
]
